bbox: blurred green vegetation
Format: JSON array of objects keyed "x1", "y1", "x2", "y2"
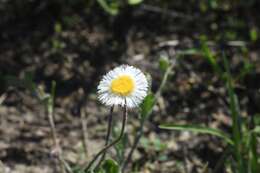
[{"x1": 1, "y1": 0, "x2": 259, "y2": 41}]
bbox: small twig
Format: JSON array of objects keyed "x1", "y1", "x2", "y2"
[
  {"x1": 0, "y1": 160, "x2": 5, "y2": 173},
  {"x1": 158, "y1": 40, "x2": 179, "y2": 48},
  {"x1": 46, "y1": 81, "x2": 72, "y2": 173},
  {"x1": 46, "y1": 99, "x2": 66, "y2": 173},
  {"x1": 95, "y1": 106, "x2": 114, "y2": 169},
  {"x1": 83, "y1": 102, "x2": 127, "y2": 172},
  {"x1": 201, "y1": 162, "x2": 209, "y2": 173},
  {"x1": 183, "y1": 146, "x2": 190, "y2": 173},
  {"x1": 0, "y1": 93, "x2": 7, "y2": 105},
  {"x1": 0, "y1": 93, "x2": 7, "y2": 126},
  {"x1": 140, "y1": 4, "x2": 194, "y2": 20},
  {"x1": 48, "y1": 109, "x2": 73, "y2": 173},
  {"x1": 47, "y1": 99, "x2": 59, "y2": 153},
  {"x1": 80, "y1": 107, "x2": 89, "y2": 158},
  {"x1": 155, "y1": 64, "x2": 174, "y2": 99},
  {"x1": 122, "y1": 64, "x2": 173, "y2": 172}
]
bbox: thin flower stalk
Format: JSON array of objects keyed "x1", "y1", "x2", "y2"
[
  {"x1": 83, "y1": 103, "x2": 128, "y2": 172},
  {"x1": 45, "y1": 84, "x2": 66, "y2": 173},
  {"x1": 80, "y1": 107, "x2": 89, "y2": 158},
  {"x1": 45, "y1": 81, "x2": 73, "y2": 173},
  {"x1": 95, "y1": 106, "x2": 114, "y2": 169},
  {"x1": 122, "y1": 63, "x2": 173, "y2": 172},
  {"x1": 93, "y1": 64, "x2": 148, "y2": 172}
]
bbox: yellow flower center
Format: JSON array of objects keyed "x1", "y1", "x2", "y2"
[{"x1": 111, "y1": 75, "x2": 135, "y2": 96}]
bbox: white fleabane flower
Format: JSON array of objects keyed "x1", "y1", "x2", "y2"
[{"x1": 97, "y1": 65, "x2": 148, "y2": 108}]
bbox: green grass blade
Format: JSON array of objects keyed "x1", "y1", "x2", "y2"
[
  {"x1": 249, "y1": 133, "x2": 259, "y2": 173},
  {"x1": 128, "y1": 0, "x2": 143, "y2": 5},
  {"x1": 223, "y1": 55, "x2": 246, "y2": 173},
  {"x1": 159, "y1": 124, "x2": 234, "y2": 145},
  {"x1": 200, "y1": 37, "x2": 222, "y2": 76}
]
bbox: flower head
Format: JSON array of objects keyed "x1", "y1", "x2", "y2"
[{"x1": 97, "y1": 65, "x2": 148, "y2": 108}]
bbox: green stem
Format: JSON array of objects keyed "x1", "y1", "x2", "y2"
[
  {"x1": 46, "y1": 81, "x2": 66, "y2": 173},
  {"x1": 122, "y1": 64, "x2": 173, "y2": 172},
  {"x1": 80, "y1": 107, "x2": 89, "y2": 159},
  {"x1": 95, "y1": 106, "x2": 114, "y2": 169},
  {"x1": 250, "y1": 132, "x2": 258, "y2": 172},
  {"x1": 83, "y1": 103, "x2": 127, "y2": 172},
  {"x1": 121, "y1": 117, "x2": 145, "y2": 172},
  {"x1": 223, "y1": 56, "x2": 245, "y2": 173},
  {"x1": 249, "y1": 113, "x2": 258, "y2": 172},
  {"x1": 155, "y1": 64, "x2": 173, "y2": 99}
]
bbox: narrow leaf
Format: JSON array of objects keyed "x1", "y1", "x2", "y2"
[
  {"x1": 159, "y1": 56, "x2": 170, "y2": 72},
  {"x1": 159, "y1": 124, "x2": 234, "y2": 145},
  {"x1": 140, "y1": 93, "x2": 155, "y2": 119},
  {"x1": 128, "y1": 0, "x2": 143, "y2": 5},
  {"x1": 252, "y1": 126, "x2": 260, "y2": 134},
  {"x1": 97, "y1": 0, "x2": 119, "y2": 15}
]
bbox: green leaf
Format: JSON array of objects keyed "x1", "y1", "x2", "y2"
[
  {"x1": 178, "y1": 49, "x2": 201, "y2": 56},
  {"x1": 200, "y1": 36, "x2": 222, "y2": 75},
  {"x1": 159, "y1": 124, "x2": 234, "y2": 145},
  {"x1": 140, "y1": 93, "x2": 155, "y2": 119},
  {"x1": 140, "y1": 137, "x2": 149, "y2": 149},
  {"x1": 158, "y1": 154, "x2": 168, "y2": 161},
  {"x1": 209, "y1": 0, "x2": 218, "y2": 9},
  {"x1": 252, "y1": 126, "x2": 260, "y2": 134},
  {"x1": 140, "y1": 137, "x2": 166, "y2": 152},
  {"x1": 153, "y1": 138, "x2": 167, "y2": 151},
  {"x1": 54, "y1": 22, "x2": 62, "y2": 34},
  {"x1": 223, "y1": 55, "x2": 246, "y2": 173},
  {"x1": 249, "y1": 132, "x2": 259, "y2": 172},
  {"x1": 250, "y1": 27, "x2": 258, "y2": 42},
  {"x1": 159, "y1": 56, "x2": 170, "y2": 72},
  {"x1": 128, "y1": 0, "x2": 143, "y2": 5},
  {"x1": 101, "y1": 159, "x2": 119, "y2": 173},
  {"x1": 236, "y1": 58, "x2": 254, "y2": 80},
  {"x1": 97, "y1": 0, "x2": 119, "y2": 16},
  {"x1": 253, "y1": 114, "x2": 260, "y2": 126}
]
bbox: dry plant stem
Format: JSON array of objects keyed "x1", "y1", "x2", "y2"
[
  {"x1": 155, "y1": 64, "x2": 173, "y2": 99},
  {"x1": 0, "y1": 93, "x2": 7, "y2": 126},
  {"x1": 83, "y1": 103, "x2": 127, "y2": 172},
  {"x1": 122, "y1": 64, "x2": 173, "y2": 172},
  {"x1": 0, "y1": 93, "x2": 7, "y2": 105},
  {"x1": 95, "y1": 106, "x2": 114, "y2": 169},
  {"x1": 0, "y1": 161, "x2": 5, "y2": 172},
  {"x1": 80, "y1": 108, "x2": 89, "y2": 158},
  {"x1": 141, "y1": 4, "x2": 193, "y2": 20},
  {"x1": 47, "y1": 107, "x2": 66, "y2": 173}
]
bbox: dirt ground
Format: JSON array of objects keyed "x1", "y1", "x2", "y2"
[{"x1": 0, "y1": 1, "x2": 260, "y2": 173}]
